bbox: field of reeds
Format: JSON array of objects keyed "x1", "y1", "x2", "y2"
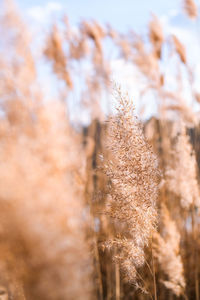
[{"x1": 0, "y1": 0, "x2": 200, "y2": 299}]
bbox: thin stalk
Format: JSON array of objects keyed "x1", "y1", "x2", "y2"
[
  {"x1": 94, "y1": 236, "x2": 104, "y2": 300},
  {"x1": 135, "y1": 270, "x2": 154, "y2": 300},
  {"x1": 192, "y1": 204, "x2": 199, "y2": 300},
  {"x1": 115, "y1": 262, "x2": 120, "y2": 300},
  {"x1": 151, "y1": 238, "x2": 157, "y2": 300},
  {"x1": 145, "y1": 259, "x2": 154, "y2": 277}
]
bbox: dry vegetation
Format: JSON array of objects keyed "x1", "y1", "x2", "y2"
[{"x1": 0, "y1": 0, "x2": 200, "y2": 299}]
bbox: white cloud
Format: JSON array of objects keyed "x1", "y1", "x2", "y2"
[
  {"x1": 110, "y1": 59, "x2": 156, "y2": 119},
  {"x1": 27, "y1": 2, "x2": 63, "y2": 24},
  {"x1": 159, "y1": 10, "x2": 200, "y2": 115},
  {"x1": 160, "y1": 8, "x2": 199, "y2": 51}
]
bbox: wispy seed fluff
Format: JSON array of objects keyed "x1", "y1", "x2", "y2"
[
  {"x1": 153, "y1": 204, "x2": 185, "y2": 296},
  {"x1": 0, "y1": 99, "x2": 92, "y2": 300},
  {"x1": 103, "y1": 88, "x2": 160, "y2": 282},
  {"x1": 166, "y1": 123, "x2": 200, "y2": 209},
  {"x1": 183, "y1": 0, "x2": 198, "y2": 19}
]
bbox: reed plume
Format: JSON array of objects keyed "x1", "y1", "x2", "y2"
[
  {"x1": 166, "y1": 123, "x2": 200, "y2": 209},
  {"x1": 44, "y1": 25, "x2": 73, "y2": 89},
  {"x1": 172, "y1": 35, "x2": 187, "y2": 64},
  {"x1": 0, "y1": 99, "x2": 93, "y2": 300},
  {"x1": 103, "y1": 87, "x2": 160, "y2": 284},
  {"x1": 2, "y1": 0, "x2": 200, "y2": 298},
  {"x1": 183, "y1": 0, "x2": 198, "y2": 19},
  {"x1": 149, "y1": 15, "x2": 164, "y2": 59},
  {"x1": 153, "y1": 204, "x2": 185, "y2": 296}
]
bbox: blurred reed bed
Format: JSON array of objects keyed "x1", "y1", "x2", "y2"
[{"x1": 0, "y1": 0, "x2": 200, "y2": 299}]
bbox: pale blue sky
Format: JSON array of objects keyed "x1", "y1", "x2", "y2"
[
  {"x1": 16, "y1": 0, "x2": 181, "y2": 33},
  {"x1": 13, "y1": 0, "x2": 200, "y2": 123}
]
